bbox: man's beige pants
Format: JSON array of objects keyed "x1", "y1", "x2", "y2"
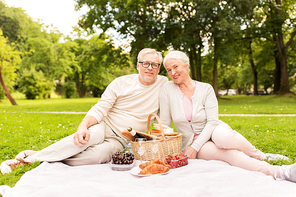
[{"x1": 30, "y1": 121, "x2": 125, "y2": 166}]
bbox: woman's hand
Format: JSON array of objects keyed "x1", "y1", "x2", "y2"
[{"x1": 183, "y1": 147, "x2": 198, "y2": 159}]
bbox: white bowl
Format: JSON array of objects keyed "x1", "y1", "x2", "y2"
[{"x1": 109, "y1": 160, "x2": 135, "y2": 171}]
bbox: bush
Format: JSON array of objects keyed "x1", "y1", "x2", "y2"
[
  {"x1": 64, "y1": 81, "x2": 76, "y2": 98},
  {"x1": 19, "y1": 69, "x2": 53, "y2": 99}
]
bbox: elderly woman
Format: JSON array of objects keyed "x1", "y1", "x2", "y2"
[{"x1": 159, "y1": 50, "x2": 296, "y2": 183}]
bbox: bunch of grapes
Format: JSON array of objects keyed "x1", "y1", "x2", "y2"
[{"x1": 112, "y1": 149, "x2": 135, "y2": 165}]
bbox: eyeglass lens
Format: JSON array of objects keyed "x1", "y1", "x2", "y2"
[{"x1": 140, "y1": 62, "x2": 159, "y2": 69}]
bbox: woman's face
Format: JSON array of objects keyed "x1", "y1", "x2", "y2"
[{"x1": 165, "y1": 58, "x2": 190, "y2": 85}]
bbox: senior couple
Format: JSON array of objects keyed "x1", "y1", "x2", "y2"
[{"x1": 1, "y1": 48, "x2": 296, "y2": 183}]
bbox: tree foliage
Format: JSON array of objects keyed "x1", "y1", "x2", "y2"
[
  {"x1": 75, "y1": 0, "x2": 296, "y2": 95},
  {"x1": 69, "y1": 34, "x2": 131, "y2": 98},
  {"x1": 19, "y1": 68, "x2": 53, "y2": 99},
  {"x1": 0, "y1": 29, "x2": 20, "y2": 105},
  {"x1": 1, "y1": 0, "x2": 296, "y2": 103}
]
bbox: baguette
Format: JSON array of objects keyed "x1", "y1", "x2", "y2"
[{"x1": 121, "y1": 130, "x2": 135, "y2": 141}]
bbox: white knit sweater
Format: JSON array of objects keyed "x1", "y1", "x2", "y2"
[
  {"x1": 159, "y1": 81, "x2": 219, "y2": 152},
  {"x1": 86, "y1": 74, "x2": 168, "y2": 143}
]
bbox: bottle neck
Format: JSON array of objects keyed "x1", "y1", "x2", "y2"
[{"x1": 130, "y1": 129, "x2": 137, "y2": 136}]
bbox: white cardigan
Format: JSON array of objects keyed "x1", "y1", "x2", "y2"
[{"x1": 159, "y1": 81, "x2": 219, "y2": 152}]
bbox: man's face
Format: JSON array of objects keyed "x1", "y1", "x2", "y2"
[{"x1": 137, "y1": 53, "x2": 160, "y2": 85}]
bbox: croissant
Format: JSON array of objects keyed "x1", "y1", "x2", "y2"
[
  {"x1": 139, "y1": 158, "x2": 171, "y2": 169},
  {"x1": 139, "y1": 163, "x2": 170, "y2": 175}
]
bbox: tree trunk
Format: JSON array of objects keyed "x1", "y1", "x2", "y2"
[
  {"x1": 189, "y1": 49, "x2": 196, "y2": 80},
  {"x1": 75, "y1": 72, "x2": 85, "y2": 98},
  {"x1": 276, "y1": 31, "x2": 290, "y2": 94},
  {"x1": 274, "y1": 0, "x2": 293, "y2": 94},
  {"x1": 273, "y1": 47, "x2": 281, "y2": 93},
  {"x1": 0, "y1": 67, "x2": 18, "y2": 105},
  {"x1": 196, "y1": 38, "x2": 202, "y2": 81},
  {"x1": 248, "y1": 41, "x2": 258, "y2": 95},
  {"x1": 213, "y1": 38, "x2": 219, "y2": 96}
]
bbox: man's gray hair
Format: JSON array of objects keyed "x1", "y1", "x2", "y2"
[
  {"x1": 137, "y1": 48, "x2": 163, "y2": 64},
  {"x1": 163, "y1": 50, "x2": 189, "y2": 66}
]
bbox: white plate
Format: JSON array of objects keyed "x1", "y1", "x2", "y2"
[{"x1": 130, "y1": 166, "x2": 171, "y2": 177}]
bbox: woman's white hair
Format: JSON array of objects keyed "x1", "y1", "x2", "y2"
[
  {"x1": 137, "y1": 48, "x2": 163, "y2": 63},
  {"x1": 163, "y1": 50, "x2": 189, "y2": 67}
]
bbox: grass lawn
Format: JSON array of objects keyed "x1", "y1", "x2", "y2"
[
  {"x1": 0, "y1": 94, "x2": 296, "y2": 187},
  {"x1": 1, "y1": 94, "x2": 295, "y2": 114},
  {"x1": 0, "y1": 98, "x2": 98, "y2": 113},
  {"x1": 218, "y1": 94, "x2": 296, "y2": 114},
  {"x1": 0, "y1": 113, "x2": 84, "y2": 187}
]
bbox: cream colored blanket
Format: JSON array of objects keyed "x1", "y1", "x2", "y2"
[{"x1": 0, "y1": 159, "x2": 295, "y2": 197}]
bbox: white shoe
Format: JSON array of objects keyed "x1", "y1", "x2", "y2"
[
  {"x1": 277, "y1": 163, "x2": 296, "y2": 182},
  {"x1": 0, "y1": 160, "x2": 17, "y2": 174},
  {"x1": 15, "y1": 150, "x2": 38, "y2": 160},
  {"x1": 264, "y1": 153, "x2": 290, "y2": 161},
  {"x1": 0, "y1": 157, "x2": 32, "y2": 174}
]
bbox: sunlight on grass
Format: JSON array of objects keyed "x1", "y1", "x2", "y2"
[
  {"x1": 220, "y1": 116, "x2": 296, "y2": 163},
  {"x1": 0, "y1": 98, "x2": 99, "y2": 112},
  {"x1": 1, "y1": 94, "x2": 295, "y2": 114},
  {"x1": 0, "y1": 113, "x2": 85, "y2": 187},
  {"x1": 218, "y1": 95, "x2": 296, "y2": 114}
]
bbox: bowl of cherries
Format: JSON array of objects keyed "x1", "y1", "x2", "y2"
[{"x1": 110, "y1": 148, "x2": 135, "y2": 171}]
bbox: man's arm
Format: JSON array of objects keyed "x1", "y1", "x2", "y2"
[{"x1": 73, "y1": 115, "x2": 98, "y2": 146}]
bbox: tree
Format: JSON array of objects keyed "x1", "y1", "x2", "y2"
[
  {"x1": 0, "y1": 29, "x2": 20, "y2": 105},
  {"x1": 0, "y1": 1, "x2": 38, "y2": 47},
  {"x1": 64, "y1": 81, "x2": 76, "y2": 98},
  {"x1": 19, "y1": 68, "x2": 53, "y2": 99},
  {"x1": 69, "y1": 34, "x2": 130, "y2": 98},
  {"x1": 261, "y1": 0, "x2": 296, "y2": 94},
  {"x1": 163, "y1": 0, "x2": 206, "y2": 81},
  {"x1": 75, "y1": 0, "x2": 168, "y2": 60}
]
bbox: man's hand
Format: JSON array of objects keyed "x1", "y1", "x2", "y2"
[
  {"x1": 182, "y1": 147, "x2": 198, "y2": 159},
  {"x1": 73, "y1": 127, "x2": 90, "y2": 146},
  {"x1": 73, "y1": 115, "x2": 98, "y2": 146}
]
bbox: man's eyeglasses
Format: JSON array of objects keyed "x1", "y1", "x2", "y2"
[{"x1": 138, "y1": 61, "x2": 160, "y2": 69}]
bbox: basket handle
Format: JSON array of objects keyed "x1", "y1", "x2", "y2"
[{"x1": 147, "y1": 113, "x2": 165, "y2": 140}]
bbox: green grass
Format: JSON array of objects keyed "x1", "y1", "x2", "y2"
[
  {"x1": 218, "y1": 94, "x2": 296, "y2": 114},
  {"x1": 0, "y1": 95, "x2": 296, "y2": 187},
  {"x1": 0, "y1": 98, "x2": 98, "y2": 112},
  {"x1": 0, "y1": 113, "x2": 85, "y2": 187},
  {"x1": 1, "y1": 94, "x2": 295, "y2": 114},
  {"x1": 219, "y1": 116, "x2": 296, "y2": 162}
]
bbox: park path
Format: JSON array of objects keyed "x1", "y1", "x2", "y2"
[{"x1": 26, "y1": 111, "x2": 296, "y2": 116}]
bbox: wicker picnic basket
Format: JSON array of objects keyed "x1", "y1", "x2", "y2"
[{"x1": 130, "y1": 113, "x2": 182, "y2": 161}]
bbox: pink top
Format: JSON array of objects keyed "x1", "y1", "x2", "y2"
[{"x1": 175, "y1": 82, "x2": 197, "y2": 122}]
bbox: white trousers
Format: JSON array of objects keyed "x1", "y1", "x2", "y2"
[
  {"x1": 197, "y1": 121, "x2": 280, "y2": 177},
  {"x1": 30, "y1": 122, "x2": 125, "y2": 166}
]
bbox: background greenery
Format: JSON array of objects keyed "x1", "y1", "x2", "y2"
[
  {"x1": 1, "y1": 0, "x2": 296, "y2": 105},
  {"x1": 0, "y1": 95, "x2": 295, "y2": 187}
]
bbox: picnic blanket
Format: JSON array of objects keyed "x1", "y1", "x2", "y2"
[{"x1": 0, "y1": 159, "x2": 296, "y2": 197}]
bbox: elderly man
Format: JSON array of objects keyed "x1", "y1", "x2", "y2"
[{"x1": 1, "y1": 48, "x2": 168, "y2": 173}]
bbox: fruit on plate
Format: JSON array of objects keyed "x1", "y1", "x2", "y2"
[
  {"x1": 165, "y1": 153, "x2": 188, "y2": 168},
  {"x1": 111, "y1": 149, "x2": 134, "y2": 165}
]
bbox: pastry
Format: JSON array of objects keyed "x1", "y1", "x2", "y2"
[
  {"x1": 138, "y1": 158, "x2": 171, "y2": 175},
  {"x1": 139, "y1": 158, "x2": 171, "y2": 169},
  {"x1": 139, "y1": 163, "x2": 170, "y2": 175}
]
